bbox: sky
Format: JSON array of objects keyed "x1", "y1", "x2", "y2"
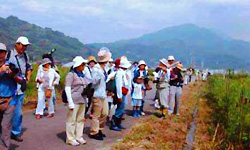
[{"x1": 0, "y1": 0, "x2": 250, "y2": 43}]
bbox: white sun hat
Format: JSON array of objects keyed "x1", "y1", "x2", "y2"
[
  {"x1": 138, "y1": 60, "x2": 146, "y2": 66},
  {"x1": 41, "y1": 58, "x2": 52, "y2": 66},
  {"x1": 16, "y1": 36, "x2": 31, "y2": 45},
  {"x1": 159, "y1": 58, "x2": 168, "y2": 67},
  {"x1": 97, "y1": 47, "x2": 112, "y2": 62},
  {"x1": 73, "y1": 56, "x2": 88, "y2": 68},
  {"x1": 167, "y1": 55, "x2": 175, "y2": 61},
  {"x1": 120, "y1": 57, "x2": 131, "y2": 69},
  {"x1": 0, "y1": 43, "x2": 7, "y2": 51}
]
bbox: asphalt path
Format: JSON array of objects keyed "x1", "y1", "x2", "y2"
[{"x1": 9, "y1": 89, "x2": 156, "y2": 150}]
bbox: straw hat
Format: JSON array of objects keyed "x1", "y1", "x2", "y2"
[
  {"x1": 97, "y1": 47, "x2": 112, "y2": 63},
  {"x1": 73, "y1": 56, "x2": 88, "y2": 68},
  {"x1": 176, "y1": 63, "x2": 183, "y2": 70},
  {"x1": 88, "y1": 55, "x2": 97, "y2": 64}
]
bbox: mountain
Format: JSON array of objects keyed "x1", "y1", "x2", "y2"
[
  {"x1": 87, "y1": 24, "x2": 250, "y2": 70},
  {"x1": 0, "y1": 16, "x2": 91, "y2": 62}
]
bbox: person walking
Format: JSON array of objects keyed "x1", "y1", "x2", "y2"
[
  {"x1": 0, "y1": 43, "x2": 24, "y2": 150},
  {"x1": 7, "y1": 36, "x2": 32, "y2": 142},
  {"x1": 89, "y1": 47, "x2": 111, "y2": 140},
  {"x1": 35, "y1": 58, "x2": 60, "y2": 119},
  {"x1": 65, "y1": 56, "x2": 89, "y2": 146}
]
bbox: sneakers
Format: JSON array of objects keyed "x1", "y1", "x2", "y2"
[
  {"x1": 47, "y1": 114, "x2": 54, "y2": 118},
  {"x1": 77, "y1": 138, "x2": 87, "y2": 145},
  {"x1": 11, "y1": 134, "x2": 23, "y2": 142},
  {"x1": 140, "y1": 111, "x2": 145, "y2": 116},
  {"x1": 67, "y1": 140, "x2": 80, "y2": 146},
  {"x1": 89, "y1": 133, "x2": 103, "y2": 140},
  {"x1": 110, "y1": 126, "x2": 122, "y2": 131}
]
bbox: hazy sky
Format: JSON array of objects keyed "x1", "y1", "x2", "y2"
[{"x1": 0, "y1": 0, "x2": 250, "y2": 43}]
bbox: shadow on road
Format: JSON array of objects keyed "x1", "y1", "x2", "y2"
[{"x1": 56, "y1": 131, "x2": 66, "y2": 142}]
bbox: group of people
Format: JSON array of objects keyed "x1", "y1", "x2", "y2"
[{"x1": 0, "y1": 36, "x2": 185, "y2": 149}]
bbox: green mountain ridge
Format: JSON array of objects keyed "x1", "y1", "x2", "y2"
[
  {"x1": 87, "y1": 24, "x2": 250, "y2": 70},
  {"x1": 0, "y1": 16, "x2": 89, "y2": 62}
]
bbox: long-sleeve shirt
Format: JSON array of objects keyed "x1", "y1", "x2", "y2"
[
  {"x1": 115, "y1": 69, "x2": 129, "y2": 99},
  {"x1": 91, "y1": 64, "x2": 107, "y2": 99},
  {"x1": 36, "y1": 67, "x2": 60, "y2": 91}
]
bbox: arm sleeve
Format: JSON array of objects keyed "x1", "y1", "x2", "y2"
[
  {"x1": 91, "y1": 68, "x2": 101, "y2": 85},
  {"x1": 53, "y1": 69, "x2": 60, "y2": 85},
  {"x1": 65, "y1": 72, "x2": 74, "y2": 109},
  {"x1": 116, "y1": 72, "x2": 123, "y2": 99}
]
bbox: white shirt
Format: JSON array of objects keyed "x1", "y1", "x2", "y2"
[
  {"x1": 132, "y1": 83, "x2": 144, "y2": 99},
  {"x1": 115, "y1": 68, "x2": 129, "y2": 99}
]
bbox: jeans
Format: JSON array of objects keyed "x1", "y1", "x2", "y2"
[
  {"x1": 114, "y1": 95, "x2": 126, "y2": 118},
  {"x1": 11, "y1": 94, "x2": 25, "y2": 136}
]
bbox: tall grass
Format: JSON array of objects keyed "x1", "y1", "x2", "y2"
[{"x1": 204, "y1": 72, "x2": 250, "y2": 149}]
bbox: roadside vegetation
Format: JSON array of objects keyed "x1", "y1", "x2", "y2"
[{"x1": 204, "y1": 71, "x2": 250, "y2": 150}]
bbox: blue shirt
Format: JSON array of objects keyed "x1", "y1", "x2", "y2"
[{"x1": 0, "y1": 64, "x2": 17, "y2": 100}]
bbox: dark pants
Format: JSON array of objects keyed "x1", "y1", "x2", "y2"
[{"x1": 0, "y1": 106, "x2": 15, "y2": 150}]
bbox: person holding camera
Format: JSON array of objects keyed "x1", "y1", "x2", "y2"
[
  {"x1": 35, "y1": 58, "x2": 60, "y2": 119},
  {"x1": 7, "y1": 36, "x2": 32, "y2": 142},
  {"x1": 65, "y1": 56, "x2": 89, "y2": 146},
  {"x1": 0, "y1": 43, "x2": 24, "y2": 150}
]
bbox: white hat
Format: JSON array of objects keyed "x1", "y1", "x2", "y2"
[
  {"x1": 138, "y1": 60, "x2": 146, "y2": 66},
  {"x1": 97, "y1": 47, "x2": 112, "y2": 62},
  {"x1": 16, "y1": 36, "x2": 31, "y2": 45},
  {"x1": 109, "y1": 58, "x2": 114, "y2": 62},
  {"x1": 73, "y1": 56, "x2": 88, "y2": 68},
  {"x1": 159, "y1": 58, "x2": 168, "y2": 66},
  {"x1": 41, "y1": 58, "x2": 52, "y2": 66},
  {"x1": 168, "y1": 55, "x2": 175, "y2": 61},
  {"x1": 0, "y1": 43, "x2": 7, "y2": 51},
  {"x1": 120, "y1": 57, "x2": 131, "y2": 69}
]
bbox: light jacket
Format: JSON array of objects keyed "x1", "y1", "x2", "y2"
[
  {"x1": 92, "y1": 64, "x2": 107, "y2": 99},
  {"x1": 36, "y1": 67, "x2": 60, "y2": 92}
]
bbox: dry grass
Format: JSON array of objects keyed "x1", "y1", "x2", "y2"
[{"x1": 113, "y1": 82, "x2": 206, "y2": 150}]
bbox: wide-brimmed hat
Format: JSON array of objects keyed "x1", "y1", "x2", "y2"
[
  {"x1": 97, "y1": 47, "x2": 112, "y2": 63},
  {"x1": 109, "y1": 58, "x2": 114, "y2": 62},
  {"x1": 41, "y1": 58, "x2": 52, "y2": 66},
  {"x1": 88, "y1": 55, "x2": 97, "y2": 64},
  {"x1": 73, "y1": 56, "x2": 88, "y2": 68},
  {"x1": 159, "y1": 58, "x2": 168, "y2": 67},
  {"x1": 16, "y1": 36, "x2": 31, "y2": 45},
  {"x1": 120, "y1": 57, "x2": 131, "y2": 69},
  {"x1": 0, "y1": 43, "x2": 7, "y2": 51},
  {"x1": 138, "y1": 60, "x2": 146, "y2": 67},
  {"x1": 168, "y1": 55, "x2": 175, "y2": 61}
]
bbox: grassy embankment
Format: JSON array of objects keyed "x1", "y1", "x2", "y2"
[
  {"x1": 203, "y1": 72, "x2": 250, "y2": 150},
  {"x1": 113, "y1": 82, "x2": 210, "y2": 150}
]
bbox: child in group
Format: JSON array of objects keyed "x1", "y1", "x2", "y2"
[{"x1": 131, "y1": 76, "x2": 145, "y2": 117}]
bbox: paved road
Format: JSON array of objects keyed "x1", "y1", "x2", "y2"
[{"x1": 9, "y1": 90, "x2": 156, "y2": 150}]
